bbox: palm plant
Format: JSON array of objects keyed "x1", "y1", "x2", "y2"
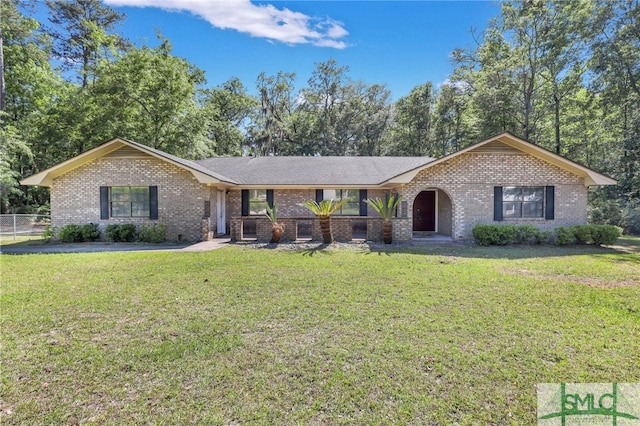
[
  {"x1": 365, "y1": 193, "x2": 403, "y2": 244},
  {"x1": 265, "y1": 203, "x2": 285, "y2": 243},
  {"x1": 301, "y1": 199, "x2": 347, "y2": 244}
]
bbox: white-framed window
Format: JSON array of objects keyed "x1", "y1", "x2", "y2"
[
  {"x1": 248, "y1": 189, "x2": 268, "y2": 215},
  {"x1": 241, "y1": 189, "x2": 273, "y2": 216},
  {"x1": 110, "y1": 186, "x2": 150, "y2": 217},
  {"x1": 323, "y1": 189, "x2": 360, "y2": 216},
  {"x1": 502, "y1": 186, "x2": 544, "y2": 218}
]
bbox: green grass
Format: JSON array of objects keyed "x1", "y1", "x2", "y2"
[
  {"x1": 2, "y1": 238, "x2": 639, "y2": 424},
  {"x1": 0, "y1": 235, "x2": 47, "y2": 245}
]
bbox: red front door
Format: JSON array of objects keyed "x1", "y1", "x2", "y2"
[{"x1": 413, "y1": 191, "x2": 436, "y2": 232}]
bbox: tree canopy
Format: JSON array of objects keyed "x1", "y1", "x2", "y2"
[{"x1": 2, "y1": 0, "x2": 638, "y2": 233}]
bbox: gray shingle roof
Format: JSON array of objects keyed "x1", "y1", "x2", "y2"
[{"x1": 194, "y1": 156, "x2": 435, "y2": 186}]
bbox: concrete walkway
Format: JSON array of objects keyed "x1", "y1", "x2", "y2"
[
  {"x1": 0, "y1": 237, "x2": 231, "y2": 254},
  {"x1": 179, "y1": 237, "x2": 231, "y2": 252}
]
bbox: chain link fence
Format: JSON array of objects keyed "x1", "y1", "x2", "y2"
[{"x1": 0, "y1": 214, "x2": 51, "y2": 240}]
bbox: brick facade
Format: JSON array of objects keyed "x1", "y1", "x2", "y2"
[
  {"x1": 228, "y1": 188, "x2": 390, "y2": 242},
  {"x1": 51, "y1": 156, "x2": 211, "y2": 241},
  {"x1": 228, "y1": 151, "x2": 588, "y2": 242},
  {"x1": 49, "y1": 147, "x2": 590, "y2": 243},
  {"x1": 401, "y1": 152, "x2": 587, "y2": 240}
]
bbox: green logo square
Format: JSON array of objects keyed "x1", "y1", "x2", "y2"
[{"x1": 538, "y1": 383, "x2": 640, "y2": 425}]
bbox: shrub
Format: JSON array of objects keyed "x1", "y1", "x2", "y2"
[
  {"x1": 138, "y1": 223, "x2": 167, "y2": 243},
  {"x1": 571, "y1": 225, "x2": 593, "y2": 244},
  {"x1": 472, "y1": 224, "x2": 518, "y2": 246},
  {"x1": 105, "y1": 224, "x2": 119, "y2": 242},
  {"x1": 472, "y1": 225, "x2": 494, "y2": 246},
  {"x1": 56, "y1": 223, "x2": 101, "y2": 242},
  {"x1": 105, "y1": 224, "x2": 138, "y2": 242},
  {"x1": 537, "y1": 230, "x2": 553, "y2": 244},
  {"x1": 36, "y1": 204, "x2": 51, "y2": 215},
  {"x1": 590, "y1": 225, "x2": 622, "y2": 246},
  {"x1": 80, "y1": 223, "x2": 101, "y2": 242},
  {"x1": 515, "y1": 224, "x2": 541, "y2": 244},
  {"x1": 492, "y1": 225, "x2": 518, "y2": 245},
  {"x1": 588, "y1": 199, "x2": 623, "y2": 226},
  {"x1": 588, "y1": 197, "x2": 640, "y2": 235},
  {"x1": 621, "y1": 202, "x2": 640, "y2": 235},
  {"x1": 554, "y1": 226, "x2": 574, "y2": 245},
  {"x1": 42, "y1": 225, "x2": 55, "y2": 243},
  {"x1": 58, "y1": 224, "x2": 84, "y2": 243}
]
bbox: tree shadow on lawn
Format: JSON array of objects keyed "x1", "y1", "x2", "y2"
[
  {"x1": 0, "y1": 240, "x2": 189, "y2": 255},
  {"x1": 242, "y1": 236, "x2": 639, "y2": 262},
  {"x1": 363, "y1": 237, "x2": 640, "y2": 263},
  {"x1": 237, "y1": 241, "x2": 338, "y2": 257}
]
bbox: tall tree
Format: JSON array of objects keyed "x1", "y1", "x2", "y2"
[
  {"x1": 247, "y1": 71, "x2": 297, "y2": 156},
  {"x1": 92, "y1": 37, "x2": 208, "y2": 158},
  {"x1": 451, "y1": 25, "x2": 519, "y2": 140},
  {"x1": 46, "y1": 0, "x2": 127, "y2": 88},
  {"x1": 1, "y1": 0, "x2": 61, "y2": 212},
  {"x1": 348, "y1": 82, "x2": 392, "y2": 156},
  {"x1": 536, "y1": 1, "x2": 587, "y2": 155},
  {"x1": 202, "y1": 77, "x2": 256, "y2": 156},
  {"x1": 297, "y1": 59, "x2": 392, "y2": 156},
  {"x1": 587, "y1": 0, "x2": 640, "y2": 201},
  {"x1": 386, "y1": 82, "x2": 436, "y2": 156},
  {"x1": 37, "y1": 82, "x2": 102, "y2": 160},
  {"x1": 300, "y1": 59, "x2": 351, "y2": 155},
  {"x1": 500, "y1": 0, "x2": 551, "y2": 142},
  {"x1": 0, "y1": 13, "x2": 5, "y2": 114},
  {"x1": 433, "y1": 82, "x2": 468, "y2": 156},
  {"x1": 94, "y1": 35, "x2": 211, "y2": 158}
]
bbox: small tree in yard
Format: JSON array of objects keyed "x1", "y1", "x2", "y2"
[
  {"x1": 301, "y1": 199, "x2": 347, "y2": 244},
  {"x1": 365, "y1": 193, "x2": 403, "y2": 244},
  {"x1": 265, "y1": 202, "x2": 285, "y2": 243}
]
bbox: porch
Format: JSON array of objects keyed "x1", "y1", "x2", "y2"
[
  {"x1": 411, "y1": 231, "x2": 455, "y2": 244},
  {"x1": 230, "y1": 216, "x2": 392, "y2": 243}
]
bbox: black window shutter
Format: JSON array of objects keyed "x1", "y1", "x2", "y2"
[
  {"x1": 149, "y1": 186, "x2": 158, "y2": 220},
  {"x1": 494, "y1": 186, "x2": 503, "y2": 221},
  {"x1": 359, "y1": 190, "x2": 368, "y2": 216},
  {"x1": 100, "y1": 186, "x2": 109, "y2": 219},
  {"x1": 545, "y1": 186, "x2": 555, "y2": 220},
  {"x1": 267, "y1": 189, "x2": 274, "y2": 208},
  {"x1": 316, "y1": 189, "x2": 323, "y2": 203},
  {"x1": 241, "y1": 190, "x2": 249, "y2": 216}
]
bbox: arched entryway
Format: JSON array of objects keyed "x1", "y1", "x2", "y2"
[
  {"x1": 412, "y1": 189, "x2": 453, "y2": 237},
  {"x1": 413, "y1": 191, "x2": 436, "y2": 232}
]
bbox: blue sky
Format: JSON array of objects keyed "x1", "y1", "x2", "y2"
[{"x1": 43, "y1": 1, "x2": 502, "y2": 99}]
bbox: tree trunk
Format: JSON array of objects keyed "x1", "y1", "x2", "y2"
[
  {"x1": 0, "y1": 25, "x2": 5, "y2": 115},
  {"x1": 270, "y1": 223, "x2": 285, "y2": 243},
  {"x1": 319, "y1": 216, "x2": 332, "y2": 244},
  {"x1": 382, "y1": 219, "x2": 393, "y2": 244},
  {"x1": 554, "y1": 93, "x2": 561, "y2": 154}
]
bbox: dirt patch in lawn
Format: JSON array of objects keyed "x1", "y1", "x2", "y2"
[{"x1": 502, "y1": 268, "x2": 639, "y2": 288}]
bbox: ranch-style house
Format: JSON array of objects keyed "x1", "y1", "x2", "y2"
[{"x1": 21, "y1": 132, "x2": 616, "y2": 243}]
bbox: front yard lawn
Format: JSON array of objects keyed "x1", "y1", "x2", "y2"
[{"x1": 2, "y1": 238, "x2": 639, "y2": 424}]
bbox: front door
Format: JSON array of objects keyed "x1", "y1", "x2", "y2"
[
  {"x1": 216, "y1": 190, "x2": 226, "y2": 235},
  {"x1": 413, "y1": 191, "x2": 436, "y2": 232}
]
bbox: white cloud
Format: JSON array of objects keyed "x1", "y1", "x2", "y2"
[
  {"x1": 439, "y1": 78, "x2": 471, "y2": 92},
  {"x1": 105, "y1": 0, "x2": 349, "y2": 48}
]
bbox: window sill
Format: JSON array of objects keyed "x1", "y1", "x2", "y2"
[{"x1": 502, "y1": 218, "x2": 548, "y2": 221}]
